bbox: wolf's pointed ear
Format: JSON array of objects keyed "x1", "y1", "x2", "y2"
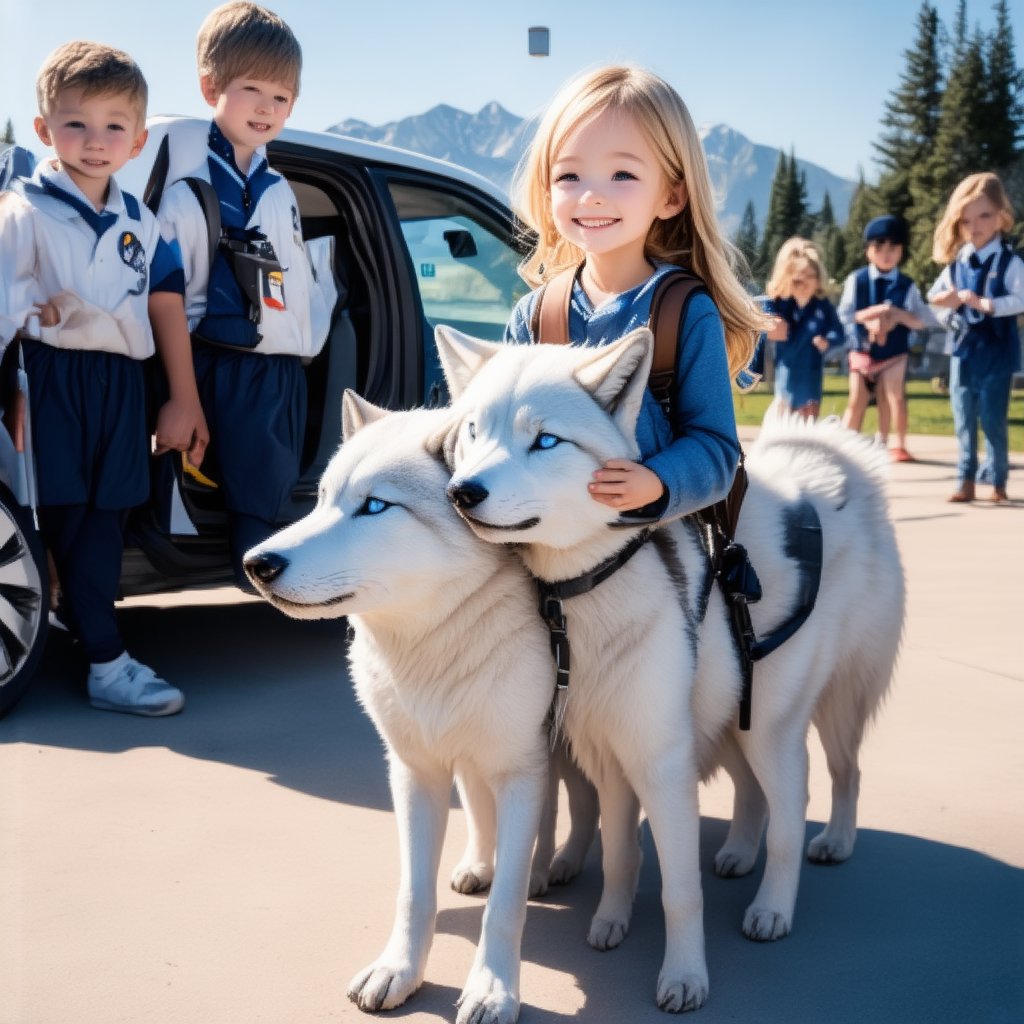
[
  {"x1": 342, "y1": 390, "x2": 388, "y2": 442},
  {"x1": 573, "y1": 328, "x2": 655, "y2": 435},
  {"x1": 434, "y1": 325, "x2": 505, "y2": 400}
]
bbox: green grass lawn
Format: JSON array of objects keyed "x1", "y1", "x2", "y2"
[{"x1": 734, "y1": 374, "x2": 1024, "y2": 452}]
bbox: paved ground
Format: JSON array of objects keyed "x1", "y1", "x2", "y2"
[{"x1": 1, "y1": 433, "x2": 1022, "y2": 1024}]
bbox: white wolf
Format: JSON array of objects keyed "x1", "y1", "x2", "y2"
[
  {"x1": 243, "y1": 396, "x2": 556, "y2": 1024},
  {"x1": 437, "y1": 325, "x2": 904, "y2": 1013}
]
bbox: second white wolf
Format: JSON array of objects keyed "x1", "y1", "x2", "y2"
[{"x1": 438, "y1": 324, "x2": 904, "y2": 1012}]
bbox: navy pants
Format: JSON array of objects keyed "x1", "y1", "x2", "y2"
[{"x1": 39, "y1": 504, "x2": 126, "y2": 664}]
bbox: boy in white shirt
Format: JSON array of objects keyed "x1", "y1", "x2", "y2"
[
  {"x1": 156, "y1": 2, "x2": 324, "y2": 586},
  {"x1": 0, "y1": 41, "x2": 207, "y2": 714}
]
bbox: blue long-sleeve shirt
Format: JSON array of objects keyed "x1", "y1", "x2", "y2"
[
  {"x1": 504, "y1": 263, "x2": 740, "y2": 522},
  {"x1": 764, "y1": 295, "x2": 843, "y2": 408}
]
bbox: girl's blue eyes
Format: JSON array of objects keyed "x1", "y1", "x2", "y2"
[
  {"x1": 531, "y1": 432, "x2": 561, "y2": 451},
  {"x1": 356, "y1": 496, "x2": 391, "y2": 516},
  {"x1": 554, "y1": 171, "x2": 638, "y2": 183}
]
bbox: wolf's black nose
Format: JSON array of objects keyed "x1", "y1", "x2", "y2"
[
  {"x1": 244, "y1": 551, "x2": 289, "y2": 584},
  {"x1": 447, "y1": 479, "x2": 489, "y2": 509}
]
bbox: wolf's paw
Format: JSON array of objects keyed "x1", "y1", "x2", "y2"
[
  {"x1": 713, "y1": 845, "x2": 756, "y2": 878},
  {"x1": 656, "y1": 971, "x2": 709, "y2": 1014},
  {"x1": 807, "y1": 829, "x2": 854, "y2": 864},
  {"x1": 457, "y1": 969, "x2": 519, "y2": 1024},
  {"x1": 451, "y1": 861, "x2": 493, "y2": 894},
  {"x1": 742, "y1": 907, "x2": 792, "y2": 942},
  {"x1": 588, "y1": 915, "x2": 629, "y2": 950},
  {"x1": 548, "y1": 850, "x2": 585, "y2": 887},
  {"x1": 348, "y1": 960, "x2": 420, "y2": 1011},
  {"x1": 528, "y1": 867, "x2": 550, "y2": 899}
]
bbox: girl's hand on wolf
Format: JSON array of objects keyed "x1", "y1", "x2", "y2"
[{"x1": 589, "y1": 460, "x2": 665, "y2": 511}]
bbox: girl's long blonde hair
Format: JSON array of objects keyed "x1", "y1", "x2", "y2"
[
  {"x1": 766, "y1": 237, "x2": 828, "y2": 300},
  {"x1": 932, "y1": 172, "x2": 1015, "y2": 264},
  {"x1": 511, "y1": 64, "x2": 766, "y2": 381}
]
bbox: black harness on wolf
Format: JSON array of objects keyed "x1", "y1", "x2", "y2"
[{"x1": 531, "y1": 265, "x2": 823, "y2": 730}]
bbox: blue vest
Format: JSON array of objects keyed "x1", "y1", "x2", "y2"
[
  {"x1": 853, "y1": 267, "x2": 913, "y2": 360},
  {"x1": 948, "y1": 243, "x2": 1020, "y2": 376}
]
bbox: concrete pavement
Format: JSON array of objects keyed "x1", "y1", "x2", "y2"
[{"x1": 1, "y1": 433, "x2": 1022, "y2": 1024}]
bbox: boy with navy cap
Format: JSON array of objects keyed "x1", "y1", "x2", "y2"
[
  {"x1": 838, "y1": 214, "x2": 935, "y2": 461},
  {"x1": 0, "y1": 41, "x2": 207, "y2": 715},
  {"x1": 156, "y1": 2, "x2": 325, "y2": 586}
]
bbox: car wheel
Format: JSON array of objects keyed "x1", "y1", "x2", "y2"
[{"x1": 0, "y1": 484, "x2": 49, "y2": 718}]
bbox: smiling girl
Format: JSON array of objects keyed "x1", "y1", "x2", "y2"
[{"x1": 505, "y1": 65, "x2": 765, "y2": 520}]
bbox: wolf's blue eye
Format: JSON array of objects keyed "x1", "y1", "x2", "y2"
[
  {"x1": 356, "y1": 496, "x2": 390, "y2": 516},
  {"x1": 466, "y1": 422, "x2": 477, "y2": 440},
  {"x1": 531, "y1": 432, "x2": 560, "y2": 451}
]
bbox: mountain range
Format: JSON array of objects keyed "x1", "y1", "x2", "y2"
[{"x1": 328, "y1": 102, "x2": 856, "y2": 235}]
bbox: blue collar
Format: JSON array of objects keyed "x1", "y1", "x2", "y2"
[
  {"x1": 29, "y1": 162, "x2": 122, "y2": 238},
  {"x1": 208, "y1": 120, "x2": 268, "y2": 182}
]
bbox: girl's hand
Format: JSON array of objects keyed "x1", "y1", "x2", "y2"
[
  {"x1": 812, "y1": 335, "x2": 830, "y2": 353},
  {"x1": 930, "y1": 288, "x2": 961, "y2": 309},
  {"x1": 766, "y1": 316, "x2": 789, "y2": 341},
  {"x1": 589, "y1": 459, "x2": 665, "y2": 511}
]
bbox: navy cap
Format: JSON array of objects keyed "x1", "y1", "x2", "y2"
[{"x1": 863, "y1": 215, "x2": 908, "y2": 246}]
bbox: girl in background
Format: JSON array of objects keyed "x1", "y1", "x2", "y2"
[
  {"x1": 928, "y1": 173, "x2": 1023, "y2": 504},
  {"x1": 763, "y1": 237, "x2": 843, "y2": 420}
]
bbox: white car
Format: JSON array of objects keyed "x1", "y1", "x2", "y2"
[{"x1": 0, "y1": 118, "x2": 530, "y2": 716}]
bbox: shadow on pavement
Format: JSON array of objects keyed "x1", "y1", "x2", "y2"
[{"x1": 425, "y1": 820, "x2": 1023, "y2": 1024}]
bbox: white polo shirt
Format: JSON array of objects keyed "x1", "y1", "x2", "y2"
[{"x1": 0, "y1": 160, "x2": 180, "y2": 359}]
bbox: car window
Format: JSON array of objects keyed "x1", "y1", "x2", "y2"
[{"x1": 388, "y1": 181, "x2": 528, "y2": 341}]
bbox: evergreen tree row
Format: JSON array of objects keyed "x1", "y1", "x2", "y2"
[{"x1": 735, "y1": 0, "x2": 1023, "y2": 292}]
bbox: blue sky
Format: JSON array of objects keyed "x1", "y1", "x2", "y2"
[{"x1": 3, "y1": 0, "x2": 1021, "y2": 183}]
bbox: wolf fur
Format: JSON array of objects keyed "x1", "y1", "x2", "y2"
[
  {"x1": 243, "y1": 396, "x2": 556, "y2": 1024},
  {"x1": 436, "y1": 325, "x2": 904, "y2": 1013}
]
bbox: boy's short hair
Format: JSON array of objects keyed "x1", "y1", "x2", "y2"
[
  {"x1": 863, "y1": 215, "x2": 908, "y2": 248},
  {"x1": 197, "y1": 2, "x2": 302, "y2": 96},
  {"x1": 36, "y1": 41, "x2": 148, "y2": 121}
]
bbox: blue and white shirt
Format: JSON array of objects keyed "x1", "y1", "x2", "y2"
[
  {"x1": 157, "y1": 122, "x2": 325, "y2": 358},
  {"x1": 506, "y1": 263, "x2": 740, "y2": 522},
  {"x1": 837, "y1": 264, "x2": 935, "y2": 351},
  {"x1": 0, "y1": 160, "x2": 182, "y2": 359}
]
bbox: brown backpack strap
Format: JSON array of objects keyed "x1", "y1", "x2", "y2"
[
  {"x1": 530, "y1": 265, "x2": 579, "y2": 343},
  {"x1": 647, "y1": 270, "x2": 706, "y2": 412}
]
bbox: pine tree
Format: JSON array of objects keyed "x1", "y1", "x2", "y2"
[
  {"x1": 734, "y1": 200, "x2": 759, "y2": 285},
  {"x1": 873, "y1": 2, "x2": 943, "y2": 221},
  {"x1": 838, "y1": 173, "x2": 884, "y2": 280},
  {"x1": 982, "y1": 0, "x2": 1023, "y2": 171},
  {"x1": 756, "y1": 151, "x2": 789, "y2": 282},
  {"x1": 1, "y1": 119, "x2": 13, "y2": 145}
]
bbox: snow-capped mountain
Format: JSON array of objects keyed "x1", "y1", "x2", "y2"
[{"x1": 328, "y1": 103, "x2": 856, "y2": 234}]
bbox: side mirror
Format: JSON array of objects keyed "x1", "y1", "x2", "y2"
[{"x1": 443, "y1": 228, "x2": 477, "y2": 259}]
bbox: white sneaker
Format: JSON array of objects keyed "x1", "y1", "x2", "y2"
[{"x1": 88, "y1": 656, "x2": 184, "y2": 717}]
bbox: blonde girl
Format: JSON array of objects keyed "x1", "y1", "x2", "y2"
[
  {"x1": 763, "y1": 237, "x2": 843, "y2": 419},
  {"x1": 928, "y1": 173, "x2": 1023, "y2": 503},
  {"x1": 506, "y1": 64, "x2": 765, "y2": 519}
]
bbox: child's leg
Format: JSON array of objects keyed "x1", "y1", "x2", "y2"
[
  {"x1": 977, "y1": 370, "x2": 1012, "y2": 493},
  {"x1": 842, "y1": 373, "x2": 870, "y2": 431},
  {"x1": 38, "y1": 504, "x2": 125, "y2": 663},
  {"x1": 949, "y1": 359, "x2": 979, "y2": 487},
  {"x1": 877, "y1": 356, "x2": 910, "y2": 453}
]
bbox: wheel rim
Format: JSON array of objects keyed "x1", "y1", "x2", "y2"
[{"x1": 0, "y1": 508, "x2": 45, "y2": 685}]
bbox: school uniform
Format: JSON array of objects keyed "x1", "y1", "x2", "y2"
[
  {"x1": 928, "y1": 237, "x2": 1024, "y2": 490},
  {"x1": 505, "y1": 263, "x2": 740, "y2": 522},
  {"x1": 157, "y1": 122, "x2": 322, "y2": 568},
  {"x1": 764, "y1": 295, "x2": 843, "y2": 409},
  {"x1": 837, "y1": 265, "x2": 931, "y2": 365},
  {"x1": 0, "y1": 160, "x2": 184, "y2": 661}
]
